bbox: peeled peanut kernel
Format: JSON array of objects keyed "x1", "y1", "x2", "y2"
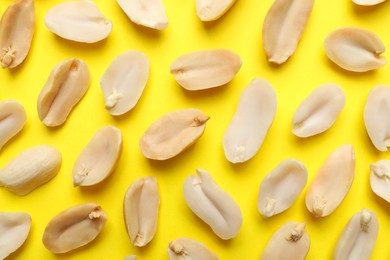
[
  {"x1": 0, "y1": 0, "x2": 35, "y2": 69},
  {"x1": 364, "y1": 86, "x2": 390, "y2": 151},
  {"x1": 168, "y1": 237, "x2": 219, "y2": 260},
  {"x1": 37, "y1": 58, "x2": 90, "y2": 127},
  {"x1": 42, "y1": 203, "x2": 107, "y2": 254},
  {"x1": 0, "y1": 100, "x2": 27, "y2": 150},
  {"x1": 0, "y1": 212, "x2": 31, "y2": 259},
  {"x1": 333, "y1": 209, "x2": 378, "y2": 260},
  {"x1": 73, "y1": 126, "x2": 122, "y2": 187},
  {"x1": 123, "y1": 176, "x2": 160, "y2": 247},
  {"x1": 116, "y1": 0, "x2": 168, "y2": 30},
  {"x1": 292, "y1": 83, "x2": 346, "y2": 138},
  {"x1": 0, "y1": 145, "x2": 62, "y2": 196},
  {"x1": 261, "y1": 222, "x2": 310, "y2": 260},
  {"x1": 170, "y1": 49, "x2": 242, "y2": 91},
  {"x1": 258, "y1": 159, "x2": 308, "y2": 218},
  {"x1": 140, "y1": 108, "x2": 209, "y2": 160},
  {"x1": 370, "y1": 160, "x2": 390, "y2": 203},
  {"x1": 305, "y1": 144, "x2": 355, "y2": 217},
  {"x1": 101, "y1": 50, "x2": 150, "y2": 116},
  {"x1": 183, "y1": 169, "x2": 242, "y2": 240},
  {"x1": 223, "y1": 78, "x2": 277, "y2": 163},
  {"x1": 353, "y1": 0, "x2": 386, "y2": 5},
  {"x1": 324, "y1": 27, "x2": 386, "y2": 72},
  {"x1": 124, "y1": 256, "x2": 137, "y2": 260},
  {"x1": 262, "y1": 0, "x2": 314, "y2": 64},
  {"x1": 196, "y1": 0, "x2": 236, "y2": 22},
  {"x1": 45, "y1": 0, "x2": 112, "y2": 43}
]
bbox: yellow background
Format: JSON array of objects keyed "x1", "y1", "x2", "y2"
[{"x1": 1, "y1": 0, "x2": 390, "y2": 259}]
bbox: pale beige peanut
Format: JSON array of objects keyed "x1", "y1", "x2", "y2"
[
  {"x1": 324, "y1": 27, "x2": 386, "y2": 72},
  {"x1": 124, "y1": 256, "x2": 137, "y2": 260},
  {"x1": 333, "y1": 209, "x2": 378, "y2": 260},
  {"x1": 140, "y1": 108, "x2": 209, "y2": 160},
  {"x1": 170, "y1": 49, "x2": 242, "y2": 91},
  {"x1": 353, "y1": 0, "x2": 386, "y2": 5},
  {"x1": 72, "y1": 126, "x2": 122, "y2": 187},
  {"x1": 262, "y1": 0, "x2": 314, "y2": 64},
  {"x1": 168, "y1": 238, "x2": 219, "y2": 260},
  {"x1": 0, "y1": 212, "x2": 31, "y2": 259},
  {"x1": 0, "y1": 145, "x2": 62, "y2": 196},
  {"x1": 116, "y1": 0, "x2": 168, "y2": 30},
  {"x1": 305, "y1": 144, "x2": 355, "y2": 217},
  {"x1": 292, "y1": 83, "x2": 346, "y2": 138},
  {"x1": 183, "y1": 169, "x2": 242, "y2": 240},
  {"x1": 261, "y1": 222, "x2": 310, "y2": 260},
  {"x1": 42, "y1": 203, "x2": 107, "y2": 254},
  {"x1": 258, "y1": 159, "x2": 307, "y2": 218},
  {"x1": 223, "y1": 78, "x2": 277, "y2": 163},
  {"x1": 364, "y1": 86, "x2": 390, "y2": 152},
  {"x1": 123, "y1": 176, "x2": 160, "y2": 247},
  {"x1": 0, "y1": 100, "x2": 26, "y2": 150},
  {"x1": 196, "y1": 0, "x2": 236, "y2": 22},
  {"x1": 370, "y1": 160, "x2": 390, "y2": 203},
  {"x1": 44, "y1": 0, "x2": 112, "y2": 43},
  {"x1": 101, "y1": 50, "x2": 150, "y2": 116},
  {"x1": 0, "y1": 0, "x2": 35, "y2": 69},
  {"x1": 37, "y1": 58, "x2": 90, "y2": 127}
]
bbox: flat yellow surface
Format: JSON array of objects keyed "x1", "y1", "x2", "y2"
[{"x1": 1, "y1": 0, "x2": 390, "y2": 259}]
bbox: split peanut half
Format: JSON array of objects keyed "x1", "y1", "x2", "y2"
[
  {"x1": 353, "y1": 0, "x2": 386, "y2": 5},
  {"x1": 223, "y1": 78, "x2": 277, "y2": 163},
  {"x1": 262, "y1": 0, "x2": 314, "y2": 64},
  {"x1": 364, "y1": 86, "x2": 390, "y2": 151},
  {"x1": 37, "y1": 58, "x2": 90, "y2": 127},
  {"x1": 0, "y1": 212, "x2": 31, "y2": 259},
  {"x1": 183, "y1": 169, "x2": 242, "y2": 240},
  {"x1": 258, "y1": 159, "x2": 308, "y2": 218},
  {"x1": 123, "y1": 176, "x2": 160, "y2": 247},
  {"x1": 124, "y1": 256, "x2": 137, "y2": 260},
  {"x1": 370, "y1": 160, "x2": 390, "y2": 203},
  {"x1": 101, "y1": 50, "x2": 150, "y2": 116},
  {"x1": 72, "y1": 126, "x2": 122, "y2": 187},
  {"x1": 324, "y1": 27, "x2": 386, "y2": 72},
  {"x1": 168, "y1": 237, "x2": 219, "y2": 260},
  {"x1": 140, "y1": 108, "x2": 209, "y2": 160},
  {"x1": 305, "y1": 144, "x2": 355, "y2": 217},
  {"x1": 292, "y1": 83, "x2": 346, "y2": 138},
  {"x1": 42, "y1": 203, "x2": 107, "y2": 254},
  {"x1": 260, "y1": 222, "x2": 310, "y2": 260},
  {"x1": 0, "y1": 0, "x2": 35, "y2": 69},
  {"x1": 0, "y1": 100, "x2": 27, "y2": 150},
  {"x1": 170, "y1": 49, "x2": 242, "y2": 91},
  {"x1": 45, "y1": 0, "x2": 112, "y2": 43},
  {"x1": 116, "y1": 0, "x2": 168, "y2": 30},
  {"x1": 196, "y1": 0, "x2": 236, "y2": 22},
  {"x1": 333, "y1": 209, "x2": 378, "y2": 260},
  {"x1": 0, "y1": 145, "x2": 62, "y2": 196}
]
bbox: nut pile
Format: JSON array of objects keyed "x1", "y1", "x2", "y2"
[{"x1": 1, "y1": 0, "x2": 390, "y2": 259}]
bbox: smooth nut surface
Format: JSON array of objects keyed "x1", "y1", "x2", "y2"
[
  {"x1": 0, "y1": 100, "x2": 27, "y2": 151},
  {"x1": 37, "y1": 58, "x2": 90, "y2": 127},
  {"x1": 0, "y1": 145, "x2": 62, "y2": 196},
  {"x1": 292, "y1": 83, "x2": 346, "y2": 138},
  {"x1": 183, "y1": 169, "x2": 242, "y2": 240},
  {"x1": 0, "y1": 212, "x2": 31, "y2": 259},
  {"x1": 352, "y1": 0, "x2": 386, "y2": 6},
  {"x1": 324, "y1": 27, "x2": 386, "y2": 72},
  {"x1": 223, "y1": 78, "x2": 277, "y2": 163},
  {"x1": 170, "y1": 49, "x2": 242, "y2": 91},
  {"x1": 305, "y1": 144, "x2": 355, "y2": 217},
  {"x1": 196, "y1": 0, "x2": 236, "y2": 21},
  {"x1": 101, "y1": 50, "x2": 150, "y2": 116},
  {"x1": 73, "y1": 126, "x2": 122, "y2": 187},
  {"x1": 140, "y1": 108, "x2": 209, "y2": 160},
  {"x1": 262, "y1": 0, "x2": 314, "y2": 64},
  {"x1": 168, "y1": 237, "x2": 219, "y2": 260},
  {"x1": 116, "y1": 0, "x2": 168, "y2": 30},
  {"x1": 42, "y1": 203, "x2": 107, "y2": 254},
  {"x1": 0, "y1": 0, "x2": 35, "y2": 69},
  {"x1": 370, "y1": 160, "x2": 390, "y2": 203},
  {"x1": 44, "y1": 0, "x2": 112, "y2": 43},
  {"x1": 123, "y1": 176, "x2": 160, "y2": 247}
]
